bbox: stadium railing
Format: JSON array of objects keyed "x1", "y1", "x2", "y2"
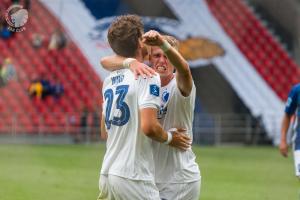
[{"x1": 0, "y1": 113, "x2": 282, "y2": 145}]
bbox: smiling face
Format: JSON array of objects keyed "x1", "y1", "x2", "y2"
[{"x1": 149, "y1": 46, "x2": 174, "y2": 78}]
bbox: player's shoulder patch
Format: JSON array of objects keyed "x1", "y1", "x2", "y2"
[{"x1": 150, "y1": 84, "x2": 159, "y2": 97}]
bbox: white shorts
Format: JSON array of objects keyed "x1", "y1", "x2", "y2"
[
  {"x1": 293, "y1": 150, "x2": 300, "y2": 177},
  {"x1": 156, "y1": 180, "x2": 201, "y2": 200},
  {"x1": 97, "y1": 174, "x2": 160, "y2": 200}
]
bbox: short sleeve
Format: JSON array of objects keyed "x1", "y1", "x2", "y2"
[
  {"x1": 138, "y1": 75, "x2": 161, "y2": 109},
  {"x1": 175, "y1": 81, "x2": 196, "y2": 100},
  {"x1": 285, "y1": 85, "x2": 299, "y2": 115}
]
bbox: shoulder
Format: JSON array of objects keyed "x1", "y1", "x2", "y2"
[
  {"x1": 138, "y1": 73, "x2": 161, "y2": 85},
  {"x1": 136, "y1": 74, "x2": 161, "y2": 97},
  {"x1": 291, "y1": 83, "x2": 300, "y2": 91},
  {"x1": 289, "y1": 83, "x2": 300, "y2": 95}
]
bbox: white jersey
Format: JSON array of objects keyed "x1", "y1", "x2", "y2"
[
  {"x1": 153, "y1": 77, "x2": 201, "y2": 183},
  {"x1": 100, "y1": 69, "x2": 161, "y2": 181}
]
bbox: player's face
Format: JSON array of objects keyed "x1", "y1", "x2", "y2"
[{"x1": 149, "y1": 46, "x2": 174, "y2": 77}]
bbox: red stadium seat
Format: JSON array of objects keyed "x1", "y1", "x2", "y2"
[
  {"x1": 206, "y1": 0, "x2": 299, "y2": 100},
  {"x1": 0, "y1": 0, "x2": 102, "y2": 135}
]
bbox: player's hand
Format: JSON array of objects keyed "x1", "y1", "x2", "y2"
[
  {"x1": 142, "y1": 30, "x2": 164, "y2": 46},
  {"x1": 129, "y1": 60, "x2": 156, "y2": 79},
  {"x1": 169, "y1": 128, "x2": 192, "y2": 151},
  {"x1": 279, "y1": 141, "x2": 288, "y2": 157}
]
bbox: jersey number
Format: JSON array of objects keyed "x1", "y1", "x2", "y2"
[{"x1": 104, "y1": 85, "x2": 130, "y2": 130}]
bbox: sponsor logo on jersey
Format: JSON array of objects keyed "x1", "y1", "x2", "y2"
[
  {"x1": 162, "y1": 90, "x2": 169, "y2": 103},
  {"x1": 150, "y1": 84, "x2": 159, "y2": 97}
]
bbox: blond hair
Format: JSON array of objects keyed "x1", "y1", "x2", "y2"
[{"x1": 162, "y1": 35, "x2": 179, "y2": 50}]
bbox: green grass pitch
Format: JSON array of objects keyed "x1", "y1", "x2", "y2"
[{"x1": 0, "y1": 143, "x2": 299, "y2": 200}]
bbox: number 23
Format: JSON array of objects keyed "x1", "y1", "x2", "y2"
[{"x1": 104, "y1": 85, "x2": 130, "y2": 130}]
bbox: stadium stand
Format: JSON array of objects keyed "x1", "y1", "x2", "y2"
[
  {"x1": 0, "y1": 0, "x2": 102, "y2": 134},
  {"x1": 41, "y1": 0, "x2": 291, "y2": 144},
  {"x1": 162, "y1": 0, "x2": 285, "y2": 144},
  {"x1": 206, "y1": 0, "x2": 300, "y2": 100},
  {"x1": 1, "y1": 0, "x2": 298, "y2": 145},
  {"x1": 40, "y1": 0, "x2": 110, "y2": 80}
]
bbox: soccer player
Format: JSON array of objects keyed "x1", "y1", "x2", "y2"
[
  {"x1": 98, "y1": 15, "x2": 191, "y2": 200},
  {"x1": 280, "y1": 84, "x2": 300, "y2": 179},
  {"x1": 101, "y1": 30, "x2": 201, "y2": 200}
]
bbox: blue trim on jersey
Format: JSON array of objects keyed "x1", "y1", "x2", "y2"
[
  {"x1": 162, "y1": 90, "x2": 170, "y2": 103},
  {"x1": 285, "y1": 84, "x2": 300, "y2": 116}
]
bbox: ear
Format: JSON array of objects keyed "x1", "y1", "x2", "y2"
[
  {"x1": 141, "y1": 44, "x2": 149, "y2": 60},
  {"x1": 138, "y1": 38, "x2": 144, "y2": 49}
]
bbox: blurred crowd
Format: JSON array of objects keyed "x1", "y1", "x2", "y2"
[
  {"x1": 29, "y1": 75, "x2": 64, "y2": 100},
  {"x1": 0, "y1": 0, "x2": 68, "y2": 100},
  {"x1": 0, "y1": 58, "x2": 16, "y2": 87},
  {"x1": 31, "y1": 29, "x2": 67, "y2": 50}
]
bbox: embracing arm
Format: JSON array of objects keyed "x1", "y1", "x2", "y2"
[
  {"x1": 100, "y1": 55, "x2": 155, "y2": 78},
  {"x1": 279, "y1": 113, "x2": 292, "y2": 157},
  {"x1": 165, "y1": 44, "x2": 193, "y2": 97},
  {"x1": 140, "y1": 108, "x2": 168, "y2": 143},
  {"x1": 140, "y1": 108, "x2": 191, "y2": 150},
  {"x1": 100, "y1": 55, "x2": 126, "y2": 71}
]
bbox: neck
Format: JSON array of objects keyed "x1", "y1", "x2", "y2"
[{"x1": 161, "y1": 74, "x2": 174, "y2": 87}]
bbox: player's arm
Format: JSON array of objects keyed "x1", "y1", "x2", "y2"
[
  {"x1": 280, "y1": 113, "x2": 291, "y2": 157},
  {"x1": 143, "y1": 30, "x2": 193, "y2": 96},
  {"x1": 163, "y1": 40, "x2": 193, "y2": 97},
  {"x1": 100, "y1": 55, "x2": 125, "y2": 71},
  {"x1": 100, "y1": 55, "x2": 155, "y2": 79},
  {"x1": 140, "y1": 108, "x2": 191, "y2": 150},
  {"x1": 100, "y1": 114, "x2": 107, "y2": 140}
]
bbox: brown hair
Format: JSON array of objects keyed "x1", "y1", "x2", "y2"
[{"x1": 107, "y1": 15, "x2": 144, "y2": 57}]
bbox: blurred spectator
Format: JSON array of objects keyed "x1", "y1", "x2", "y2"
[
  {"x1": 51, "y1": 80, "x2": 64, "y2": 99},
  {"x1": 0, "y1": 58, "x2": 17, "y2": 86},
  {"x1": 29, "y1": 78, "x2": 43, "y2": 99},
  {"x1": 68, "y1": 113, "x2": 76, "y2": 125},
  {"x1": 0, "y1": 19, "x2": 12, "y2": 40},
  {"x1": 28, "y1": 76, "x2": 64, "y2": 100},
  {"x1": 0, "y1": 65, "x2": 4, "y2": 87},
  {"x1": 40, "y1": 76, "x2": 51, "y2": 98},
  {"x1": 91, "y1": 105, "x2": 101, "y2": 141},
  {"x1": 73, "y1": 106, "x2": 89, "y2": 143},
  {"x1": 79, "y1": 106, "x2": 89, "y2": 142},
  {"x1": 31, "y1": 33, "x2": 44, "y2": 49},
  {"x1": 48, "y1": 29, "x2": 67, "y2": 50}
]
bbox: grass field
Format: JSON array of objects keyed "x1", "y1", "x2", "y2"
[{"x1": 0, "y1": 143, "x2": 299, "y2": 200}]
